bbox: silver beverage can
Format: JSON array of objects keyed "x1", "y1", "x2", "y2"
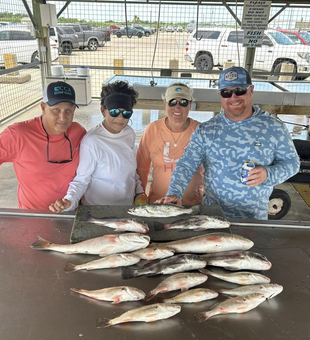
[{"x1": 241, "y1": 161, "x2": 255, "y2": 184}]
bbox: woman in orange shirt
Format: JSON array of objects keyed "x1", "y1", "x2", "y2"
[{"x1": 136, "y1": 83, "x2": 204, "y2": 205}]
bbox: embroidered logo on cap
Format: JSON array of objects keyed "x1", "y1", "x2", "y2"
[
  {"x1": 254, "y1": 142, "x2": 262, "y2": 146},
  {"x1": 175, "y1": 87, "x2": 182, "y2": 92},
  {"x1": 224, "y1": 71, "x2": 238, "y2": 82},
  {"x1": 54, "y1": 85, "x2": 72, "y2": 96}
]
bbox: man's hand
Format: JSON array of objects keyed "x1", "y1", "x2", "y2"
[
  {"x1": 49, "y1": 198, "x2": 71, "y2": 213},
  {"x1": 154, "y1": 195, "x2": 182, "y2": 205},
  {"x1": 246, "y1": 165, "x2": 267, "y2": 187}
]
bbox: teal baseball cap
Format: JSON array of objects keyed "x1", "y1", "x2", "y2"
[{"x1": 219, "y1": 66, "x2": 252, "y2": 90}]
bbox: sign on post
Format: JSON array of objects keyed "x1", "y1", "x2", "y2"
[{"x1": 241, "y1": 1, "x2": 271, "y2": 48}]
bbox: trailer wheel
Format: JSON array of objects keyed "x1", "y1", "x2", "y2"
[
  {"x1": 268, "y1": 189, "x2": 291, "y2": 220},
  {"x1": 88, "y1": 39, "x2": 98, "y2": 51}
]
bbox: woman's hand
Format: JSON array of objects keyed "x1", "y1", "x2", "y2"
[
  {"x1": 154, "y1": 195, "x2": 182, "y2": 206},
  {"x1": 49, "y1": 198, "x2": 71, "y2": 213}
]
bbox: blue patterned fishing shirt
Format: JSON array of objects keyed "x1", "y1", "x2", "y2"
[{"x1": 167, "y1": 105, "x2": 300, "y2": 220}]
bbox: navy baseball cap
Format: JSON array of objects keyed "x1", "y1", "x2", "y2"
[
  {"x1": 43, "y1": 81, "x2": 79, "y2": 107},
  {"x1": 219, "y1": 67, "x2": 252, "y2": 90}
]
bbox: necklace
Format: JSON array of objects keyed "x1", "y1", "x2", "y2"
[{"x1": 170, "y1": 130, "x2": 183, "y2": 147}]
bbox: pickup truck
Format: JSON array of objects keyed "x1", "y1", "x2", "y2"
[
  {"x1": 132, "y1": 24, "x2": 153, "y2": 37},
  {"x1": 58, "y1": 23, "x2": 107, "y2": 51},
  {"x1": 50, "y1": 26, "x2": 79, "y2": 55},
  {"x1": 185, "y1": 27, "x2": 310, "y2": 80},
  {"x1": 113, "y1": 26, "x2": 144, "y2": 38}
]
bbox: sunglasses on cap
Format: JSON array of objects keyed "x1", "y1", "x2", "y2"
[
  {"x1": 168, "y1": 98, "x2": 190, "y2": 107},
  {"x1": 218, "y1": 86, "x2": 252, "y2": 99},
  {"x1": 109, "y1": 108, "x2": 133, "y2": 119}
]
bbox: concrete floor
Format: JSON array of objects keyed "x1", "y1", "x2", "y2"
[{"x1": 1, "y1": 99, "x2": 310, "y2": 221}]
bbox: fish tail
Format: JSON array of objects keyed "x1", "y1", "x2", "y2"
[
  {"x1": 70, "y1": 287, "x2": 84, "y2": 294},
  {"x1": 64, "y1": 263, "x2": 78, "y2": 273},
  {"x1": 121, "y1": 267, "x2": 138, "y2": 280},
  {"x1": 144, "y1": 290, "x2": 156, "y2": 301},
  {"x1": 96, "y1": 318, "x2": 111, "y2": 328},
  {"x1": 30, "y1": 236, "x2": 52, "y2": 250},
  {"x1": 191, "y1": 205, "x2": 200, "y2": 214},
  {"x1": 195, "y1": 311, "x2": 212, "y2": 323},
  {"x1": 153, "y1": 222, "x2": 166, "y2": 231}
]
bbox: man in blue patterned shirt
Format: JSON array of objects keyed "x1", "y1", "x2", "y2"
[{"x1": 156, "y1": 66, "x2": 300, "y2": 219}]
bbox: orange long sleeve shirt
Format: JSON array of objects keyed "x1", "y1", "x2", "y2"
[{"x1": 136, "y1": 117, "x2": 204, "y2": 205}]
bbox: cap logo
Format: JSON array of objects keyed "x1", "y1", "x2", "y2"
[
  {"x1": 224, "y1": 71, "x2": 238, "y2": 82},
  {"x1": 54, "y1": 85, "x2": 72, "y2": 96},
  {"x1": 175, "y1": 87, "x2": 182, "y2": 92}
]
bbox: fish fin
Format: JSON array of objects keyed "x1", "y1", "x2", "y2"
[
  {"x1": 153, "y1": 222, "x2": 166, "y2": 231},
  {"x1": 181, "y1": 287, "x2": 189, "y2": 292},
  {"x1": 111, "y1": 297, "x2": 122, "y2": 304},
  {"x1": 195, "y1": 312, "x2": 212, "y2": 323},
  {"x1": 96, "y1": 318, "x2": 111, "y2": 328},
  {"x1": 122, "y1": 267, "x2": 138, "y2": 280},
  {"x1": 199, "y1": 268, "x2": 211, "y2": 275},
  {"x1": 144, "y1": 291, "x2": 156, "y2": 301},
  {"x1": 64, "y1": 251, "x2": 79, "y2": 254},
  {"x1": 64, "y1": 263, "x2": 79, "y2": 273},
  {"x1": 190, "y1": 205, "x2": 200, "y2": 215},
  {"x1": 70, "y1": 287, "x2": 83, "y2": 294},
  {"x1": 99, "y1": 245, "x2": 116, "y2": 256},
  {"x1": 30, "y1": 236, "x2": 52, "y2": 250}
]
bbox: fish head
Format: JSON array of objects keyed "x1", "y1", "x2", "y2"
[
  {"x1": 119, "y1": 233, "x2": 150, "y2": 247},
  {"x1": 229, "y1": 234, "x2": 254, "y2": 250},
  {"x1": 124, "y1": 287, "x2": 146, "y2": 300},
  {"x1": 132, "y1": 219, "x2": 149, "y2": 233},
  {"x1": 160, "y1": 303, "x2": 182, "y2": 314},
  {"x1": 248, "y1": 252, "x2": 272, "y2": 270},
  {"x1": 262, "y1": 284, "x2": 283, "y2": 299},
  {"x1": 156, "y1": 248, "x2": 175, "y2": 257},
  {"x1": 246, "y1": 293, "x2": 266, "y2": 304}
]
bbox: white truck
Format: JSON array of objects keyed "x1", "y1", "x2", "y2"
[{"x1": 185, "y1": 28, "x2": 310, "y2": 80}]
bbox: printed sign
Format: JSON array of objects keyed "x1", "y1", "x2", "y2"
[
  {"x1": 243, "y1": 29, "x2": 265, "y2": 47},
  {"x1": 241, "y1": 1, "x2": 271, "y2": 30}
]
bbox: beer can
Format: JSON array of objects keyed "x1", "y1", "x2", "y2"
[{"x1": 241, "y1": 161, "x2": 255, "y2": 184}]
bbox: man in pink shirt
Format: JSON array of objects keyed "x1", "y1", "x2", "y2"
[{"x1": 0, "y1": 81, "x2": 86, "y2": 210}]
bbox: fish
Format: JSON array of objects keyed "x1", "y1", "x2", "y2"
[
  {"x1": 154, "y1": 215, "x2": 230, "y2": 231},
  {"x1": 201, "y1": 251, "x2": 272, "y2": 271},
  {"x1": 150, "y1": 233, "x2": 254, "y2": 254},
  {"x1": 30, "y1": 233, "x2": 150, "y2": 256},
  {"x1": 64, "y1": 253, "x2": 140, "y2": 273},
  {"x1": 217, "y1": 284, "x2": 283, "y2": 299},
  {"x1": 96, "y1": 303, "x2": 181, "y2": 328},
  {"x1": 80, "y1": 212, "x2": 149, "y2": 233},
  {"x1": 70, "y1": 286, "x2": 145, "y2": 304},
  {"x1": 132, "y1": 247, "x2": 175, "y2": 261},
  {"x1": 195, "y1": 293, "x2": 266, "y2": 322},
  {"x1": 163, "y1": 288, "x2": 218, "y2": 304},
  {"x1": 127, "y1": 204, "x2": 200, "y2": 218},
  {"x1": 145, "y1": 272, "x2": 208, "y2": 301},
  {"x1": 200, "y1": 268, "x2": 270, "y2": 285},
  {"x1": 122, "y1": 254, "x2": 206, "y2": 279}
]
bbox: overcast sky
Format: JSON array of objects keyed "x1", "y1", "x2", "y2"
[{"x1": 1, "y1": 0, "x2": 309, "y2": 28}]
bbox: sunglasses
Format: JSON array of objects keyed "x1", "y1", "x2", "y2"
[
  {"x1": 109, "y1": 108, "x2": 133, "y2": 119},
  {"x1": 219, "y1": 86, "x2": 251, "y2": 98},
  {"x1": 168, "y1": 99, "x2": 190, "y2": 107},
  {"x1": 42, "y1": 123, "x2": 72, "y2": 164}
]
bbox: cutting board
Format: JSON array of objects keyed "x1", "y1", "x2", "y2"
[{"x1": 70, "y1": 205, "x2": 226, "y2": 243}]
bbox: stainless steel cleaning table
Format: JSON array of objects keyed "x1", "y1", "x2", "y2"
[{"x1": 0, "y1": 209, "x2": 309, "y2": 340}]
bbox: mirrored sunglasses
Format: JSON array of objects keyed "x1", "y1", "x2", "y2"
[
  {"x1": 109, "y1": 108, "x2": 133, "y2": 119},
  {"x1": 219, "y1": 86, "x2": 251, "y2": 99},
  {"x1": 168, "y1": 98, "x2": 190, "y2": 107}
]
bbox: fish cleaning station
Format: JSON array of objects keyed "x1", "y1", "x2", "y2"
[{"x1": 1, "y1": 1, "x2": 310, "y2": 339}]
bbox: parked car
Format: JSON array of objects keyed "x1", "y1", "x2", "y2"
[
  {"x1": 53, "y1": 26, "x2": 79, "y2": 55},
  {"x1": 58, "y1": 23, "x2": 107, "y2": 50},
  {"x1": 185, "y1": 27, "x2": 310, "y2": 80},
  {"x1": 132, "y1": 24, "x2": 153, "y2": 37},
  {"x1": 113, "y1": 26, "x2": 144, "y2": 38},
  {"x1": 109, "y1": 24, "x2": 120, "y2": 32},
  {"x1": 166, "y1": 26, "x2": 174, "y2": 32},
  {"x1": 176, "y1": 26, "x2": 183, "y2": 32},
  {"x1": 0, "y1": 25, "x2": 58, "y2": 64},
  {"x1": 276, "y1": 29, "x2": 310, "y2": 46}
]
